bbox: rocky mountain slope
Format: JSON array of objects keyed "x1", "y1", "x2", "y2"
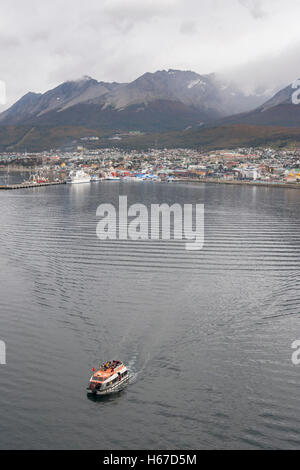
[
  {"x1": 215, "y1": 81, "x2": 300, "y2": 128},
  {"x1": 0, "y1": 70, "x2": 269, "y2": 132}
]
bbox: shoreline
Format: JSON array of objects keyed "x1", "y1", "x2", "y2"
[
  {"x1": 176, "y1": 178, "x2": 300, "y2": 190},
  {"x1": 0, "y1": 175, "x2": 299, "y2": 191}
]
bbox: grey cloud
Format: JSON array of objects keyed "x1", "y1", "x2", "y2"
[
  {"x1": 220, "y1": 41, "x2": 300, "y2": 95},
  {"x1": 239, "y1": 0, "x2": 267, "y2": 19},
  {"x1": 103, "y1": 0, "x2": 175, "y2": 22},
  {"x1": 30, "y1": 31, "x2": 51, "y2": 43},
  {"x1": 180, "y1": 21, "x2": 198, "y2": 35},
  {"x1": 0, "y1": 0, "x2": 300, "y2": 109},
  {"x1": 0, "y1": 35, "x2": 20, "y2": 48}
]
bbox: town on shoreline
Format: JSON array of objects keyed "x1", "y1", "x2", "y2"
[{"x1": 1, "y1": 146, "x2": 300, "y2": 189}]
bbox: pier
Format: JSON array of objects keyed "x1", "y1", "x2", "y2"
[{"x1": 0, "y1": 181, "x2": 66, "y2": 190}]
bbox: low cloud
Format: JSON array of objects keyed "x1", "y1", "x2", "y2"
[
  {"x1": 180, "y1": 21, "x2": 198, "y2": 35},
  {"x1": 0, "y1": 0, "x2": 300, "y2": 110},
  {"x1": 239, "y1": 0, "x2": 267, "y2": 19},
  {"x1": 221, "y1": 40, "x2": 300, "y2": 95}
]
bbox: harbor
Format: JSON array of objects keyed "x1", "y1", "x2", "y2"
[
  {"x1": 1, "y1": 178, "x2": 300, "y2": 450},
  {"x1": 0, "y1": 175, "x2": 299, "y2": 191},
  {"x1": 1, "y1": 146, "x2": 300, "y2": 191}
]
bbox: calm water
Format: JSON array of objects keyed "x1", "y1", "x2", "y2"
[{"x1": 0, "y1": 181, "x2": 299, "y2": 450}]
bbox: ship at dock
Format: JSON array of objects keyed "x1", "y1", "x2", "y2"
[{"x1": 66, "y1": 169, "x2": 91, "y2": 184}]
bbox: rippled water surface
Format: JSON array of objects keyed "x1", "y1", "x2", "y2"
[{"x1": 0, "y1": 181, "x2": 299, "y2": 449}]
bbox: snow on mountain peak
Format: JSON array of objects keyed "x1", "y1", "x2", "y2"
[{"x1": 187, "y1": 79, "x2": 206, "y2": 89}]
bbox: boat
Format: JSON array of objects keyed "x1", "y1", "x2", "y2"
[
  {"x1": 105, "y1": 175, "x2": 120, "y2": 181},
  {"x1": 91, "y1": 174, "x2": 102, "y2": 182},
  {"x1": 167, "y1": 177, "x2": 179, "y2": 183},
  {"x1": 66, "y1": 169, "x2": 91, "y2": 184},
  {"x1": 87, "y1": 360, "x2": 129, "y2": 395},
  {"x1": 132, "y1": 175, "x2": 145, "y2": 182}
]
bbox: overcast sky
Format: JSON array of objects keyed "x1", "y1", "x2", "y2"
[{"x1": 1, "y1": 0, "x2": 300, "y2": 110}]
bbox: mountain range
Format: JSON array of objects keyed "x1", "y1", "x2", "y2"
[
  {"x1": 0, "y1": 70, "x2": 270, "y2": 131},
  {"x1": 0, "y1": 69, "x2": 299, "y2": 151},
  {"x1": 216, "y1": 83, "x2": 300, "y2": 128}
]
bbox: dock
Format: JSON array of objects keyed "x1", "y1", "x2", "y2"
[{"x1": 0, "y1": 181, "x2": 66, "y2": 190}]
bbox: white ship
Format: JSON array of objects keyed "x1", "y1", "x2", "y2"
[{"x1": 66, "y1": 170, "x2": 91, "y2": 184}]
